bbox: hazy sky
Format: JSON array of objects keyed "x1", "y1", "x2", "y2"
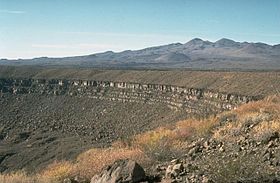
[{"x1": 1, "y1": 0, "x2": 280, "y2": 59}]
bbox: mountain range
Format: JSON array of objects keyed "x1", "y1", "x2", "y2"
[{"x1": 1, "y1": 38, "x2": 280, "y2": 70}]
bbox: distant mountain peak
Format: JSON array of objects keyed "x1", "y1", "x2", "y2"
[
  {"x1": 192, "y1": 38, "x2": 204, "y2": 41},
  {"x1": 1, "y1": 38, "x2": 279, "y2": 70},
  {"x1": 216, "y1": 38, "x2": 235, "y2": 42},
  {"x1": 187, "y1": 38, "x2": 204, "y2": 44},
  {"x1": 215, "y1": 38, "x2": 239, "y2": 47},
  {"x1": 172, "y1": 42, "x2": 183, "y2": 46},
  {"x1": 184, "y1": 38, "x2": 210, "y2": 48}
]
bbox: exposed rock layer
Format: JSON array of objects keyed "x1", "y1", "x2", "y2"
[
  {"x1": 0, "y1": 78, "x2": 260, "y2": 115},
  {"x1": 1, "y1": 66, "x2": 279, "y2": 96}
]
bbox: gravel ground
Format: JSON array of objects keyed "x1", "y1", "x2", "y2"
[{"x1": 0, "y1": 93, "x2": 187, "y2": 172}]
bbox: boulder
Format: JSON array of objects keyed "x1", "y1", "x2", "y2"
[
  {"x1": 165, "y1": 163, "x2": 183, "y2": 178},
  {"x1": 91, "y1": 159, "x2": 146, "y2": 183}
]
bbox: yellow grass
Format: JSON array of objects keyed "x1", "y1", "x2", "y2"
[
  {"x1": 0, "y1": 171, "x2": 40, "y2": 183},
  {"x1": 0, "y1": 148, "x2": 148, "y2": 182},
  {"x1": 74, "y1": 147, "x2": 148, "y2": 180},
  {"x1": 235, "y1": 95, "x2": 280, "y2": 118},
  {"x1": 132, "y1": 117, "x2": 218, "y2": 150},
  {"x1": 133, "y1": 127, "x2": 175, "y2": 148},
  {"x1": 40, "y1": 161, "x2": 75, "y2": 183},
  {"x1": 252, "y1": 120, "x2": 280, "y2": 141},
  {"x1": 175, "y1": 116, "x2": 218, "y2": 139},
  {"x1": 129, "y1": 117, "x2": 219, "y2": 161},
  {"x1": 213, "y1": 95, "x2": 280, "y2": 141}
]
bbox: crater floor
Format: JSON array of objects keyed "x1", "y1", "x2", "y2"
[{"x1": 0, "y1": 93, "x2": 187, "y2": 172}]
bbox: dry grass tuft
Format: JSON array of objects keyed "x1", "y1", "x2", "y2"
[
  {"x1": 74, "y1": 147, "x2": 148, "y2": 180},
  {"x1": 175, "y1": 116, "x2": 218, "y2": 140},
  {"x1": 235, "y1": 95, "x2": 280, "y2": 118},
  {"x1": 213, "y1": 95, "x2": 280, "y2": 142},
  {"x1": 0, "y1": 171, "x2": 40, "y2": 183},
  {"x1": 252, "y1": 120, "x2": 280, "y2": 142},
  {"x1": 133, "y1": 127, "x2": 175, "y2": 148},
  {"x1": 130, "y1": 117, "x2": 218, "y2": 161},
  {"x1": 40, "y1": 161, "x2": 75, "y2": 183},
  {"x1": 132, "y1": 127, "x2": 182, "y2": 161},
  {"x1": 0, "y1": 148, "x2": 148, "y2": 182}
]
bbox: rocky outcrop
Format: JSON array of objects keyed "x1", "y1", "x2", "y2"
[
  {"x1": 154, "y1": 132, "x2": 280, "y2": 183},
  {"x1": 89, "y1": 129, "x2": 280, "y2": 183},
  {"x1": 91, "y1": 159, "x2": 146, "y2": 183},
  {"x1": 102, "y1": 139, "x2": 278, "y2": 183},
  {"x1": 0, "y1": 78, "x2": 261, "y2": 116}
]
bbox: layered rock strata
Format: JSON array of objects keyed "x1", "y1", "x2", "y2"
[{"x1": 0, "y1": 78, "x2": 261, "y2": 115}]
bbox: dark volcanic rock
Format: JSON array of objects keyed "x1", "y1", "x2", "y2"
[
  {"x1": 90, "y1": 159, "x2": 146, "y2": 183},
  {"x1": 153, "y1": 125, "x2": 280, "y2": 183},
  {"x1": 0, "y1": 92, "x2": 186, "y2": 173}
]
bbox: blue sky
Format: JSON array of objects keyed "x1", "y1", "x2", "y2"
[{"x1": 0, "y1": 0, "x2": 280, "y2": 59}]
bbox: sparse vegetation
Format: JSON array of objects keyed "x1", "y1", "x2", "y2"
[
  {"x1": 133, "y1": 128, "x2": 181, "y2": 161},
  {"x1": 175, "y1": 116, "x2": 218, "y2": 139},
  {"x1": 40, "y1": 161, "x2": 75, "y2": 183},
  {"x1": 0, "y1": 171, "x2": 39, "y2": 183},
  {"x1": 213, "y1": 95, "x2": 280, "y2": 142},
  {"x1": 1, "y1": 95, "x2": 279, "y2": 182},
  {"x1": 73, "y1": 147, "x2": 148, "y2": 180},
  {"x1": 130, "y1": 117, "x2": 219, "y2": 162}
]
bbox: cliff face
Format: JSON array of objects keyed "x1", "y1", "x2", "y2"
[
  {"x1": 1, "y1": 67, "x2": 279, "y2": 96},
  {"x1": 0, "y1": 78, "x2": 261, "y2": 116}
]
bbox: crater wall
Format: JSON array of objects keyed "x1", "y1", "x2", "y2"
[{"x1": 0, "y1": 78, "x2": 261, "y2": 116}]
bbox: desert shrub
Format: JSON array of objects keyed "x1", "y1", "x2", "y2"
[
  {"x1": 133, "y1": 127, "x2": 175, "y2": 147},
  {"x1": 227, "y1": 126, "x2": 242, "y2": 137},
  {"x1": 175, "y1": 117, "x2": 218, "y2": 140},
  {"x1": 132, "y1": 127, "x2": 182, "y2": 162},
  {"x1": 137, "y1": 136, "x2": 182, "y2": 162},
  {"x1": 194, "y1": 117, "x2": 218, "y2": 137},
  {"x1": 111, "y1": 139, "x2": 131, "y2": 148},
  {"x1": 2, "y1": 147, "x2": 148, "y2": 182},
  {"x1": 235, "y1": 95, "x2": 280, "y2": 119},
  {"x1": 252, "y1": 120, "x2": 280, "y2": 142},
  {"x1": 213, "y1": 122, "x2": 236, "y2": 141},
  {"x1": 74, "y1": 147, "x2": 147, "y2": 180},
  {"x1": 173, "y1": 125, "x2": 195, "y2": 140},
  {"x1": 131, "y1": 118, "x2": 218, "y2": 162},
  {"x1": 218, "y1": 112, "x2": 237, "y2": 125},
  {"x1": 39, "y1": 161, "x2": 75, "y2": 183},
  {"x1": 0, "y1": 171, "x2": 39, "y2": 183},
  {"x1": 213, "y1": 111, "x2": 278, "y2": 142},
  {"x1": 0, "y1": 163, "x2": 75, "y2": 183}
]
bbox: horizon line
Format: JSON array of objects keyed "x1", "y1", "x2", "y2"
[{"x1": 1, "y1": 37, "x2": 280, "y2": 60}]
